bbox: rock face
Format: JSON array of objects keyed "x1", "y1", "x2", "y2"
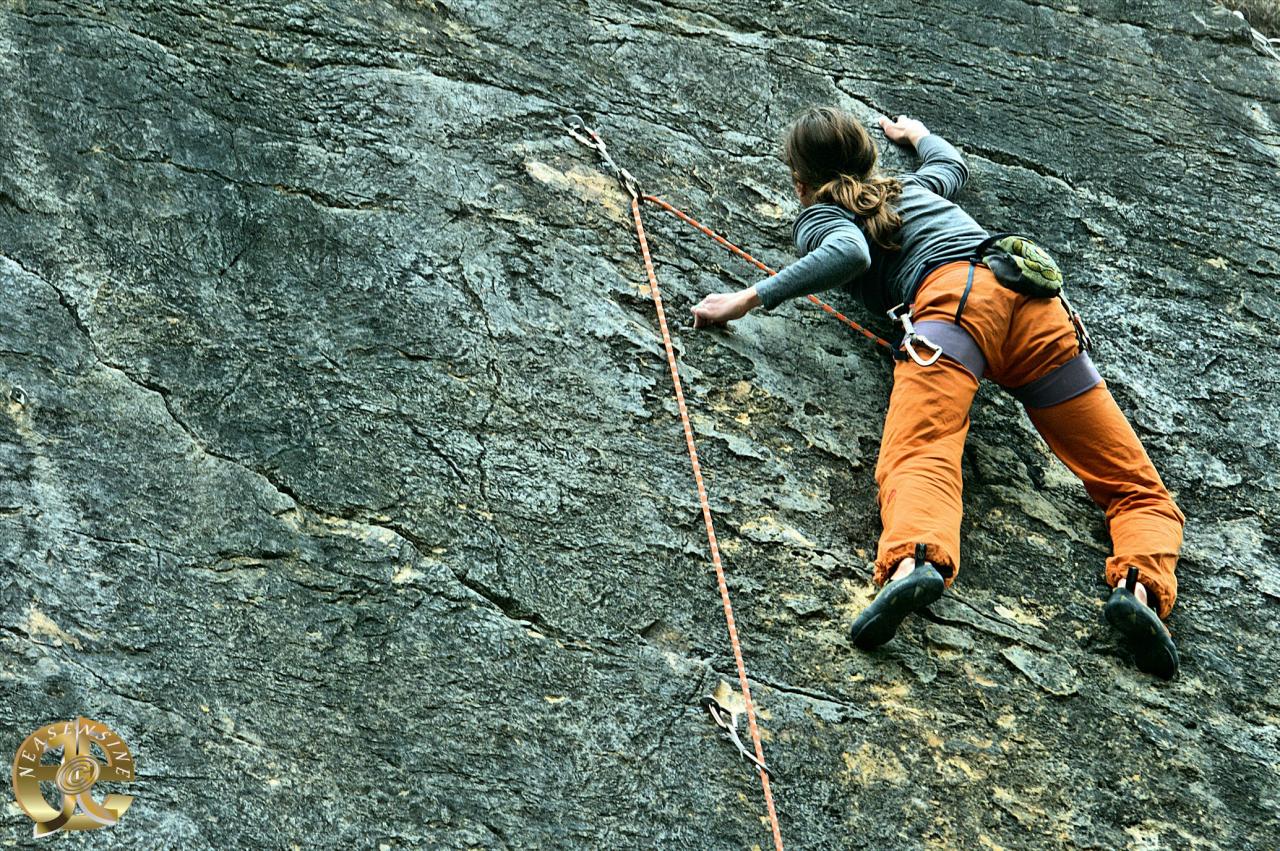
[{"x1": 1, "y1": 1, "x2": 1279, "y2": 848}]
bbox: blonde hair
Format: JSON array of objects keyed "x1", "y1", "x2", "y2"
[{"x1": 783, "y1": 106, "x2": 904, "y2": 252}]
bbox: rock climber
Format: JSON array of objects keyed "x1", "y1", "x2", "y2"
[{"x1": 689, "y1": 105, "x2": 1186, "y2": 679}]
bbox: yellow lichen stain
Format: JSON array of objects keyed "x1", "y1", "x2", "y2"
[
  {"x1": 944, "y1": 755, "x2": 981, "y2": 781},
  {"x1": 25, "y1": 607, "x2": 83, "y2": 649},
  {"x1": 963, "y1": 662, "x2": 999, "y2": 688},
  {"x1": 995, "y1": 713, "x2": 1017, "y2": 730},
  {"x1": 991, "y1": 786, "x2": 1054, "y2": 829},
  {"x1": 442, "y1": 19, "x2": 477, "y2": 44},
  {"x1": 841, "y1": 742, "x2": 906, "y2": 785},
  {"x1": 754, "y1": 201, "x2": 786, "y2": 220},
  {"x1": 867, "y1": 681, "x2": 927, "y2": 723},
  {"x1": 740, "y1": 515, "x2": 816, "y2": 549},
  {"x1": 977, "y1": 835, "x2": 1010, "y2": 851},
  {"x1": 871, "y1": 681, "x2": 911, "y2": 701},
  {"x1": 834, "y1": 578, "x2": 879, "y2": 624},
  {"x1": 729, "y1": 380, "x2": 752, "y2": 400},
  {"x1": 544, "y1": 695, "x2": 567, "y2": 704},
  {"x1": 1205, "y1": 256, "x2": 1229, "y2": 269},
  {"x1": 523, "y1": 159, "x2": 627, "y2": 222},
  {"x1": 391, "y1": 564, "x2": 422, "y2": 584},
  {"x1": 735, "y1": 412, "x2": 751, "y2": 425},
  {"x1": 994, "y1": 602, "x2": 1045, "y2": 628}
]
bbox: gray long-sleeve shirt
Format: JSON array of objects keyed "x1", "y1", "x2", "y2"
[{"x1": 754, "y1": 133, "x2": 990, "y2": 316}]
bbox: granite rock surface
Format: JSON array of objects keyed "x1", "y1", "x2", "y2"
[{"x1": 2, "y1": 1, "x2": 1279, "y2": 848}]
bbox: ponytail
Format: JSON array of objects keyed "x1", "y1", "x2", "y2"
[
  {"x1": 812, "y1": 173, "x2": 905, "y2": 253},
  {"x1": 783, "y1": 105, "x2": 906, "y2": 253}
]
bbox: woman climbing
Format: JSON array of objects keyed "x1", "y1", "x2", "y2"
[{"x1": 690, "y1": 106, "x2": 1186, "y2": 679}]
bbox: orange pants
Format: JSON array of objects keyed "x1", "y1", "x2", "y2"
[{"x1": 873, "y1": 261, "x2": 1186, "y2": 619}]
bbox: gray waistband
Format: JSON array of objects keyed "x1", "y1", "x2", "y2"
[
  {"x1": 1005, "y1": 352, "x2": 1103, "y2": 409},
  {"x1": 907, "y1": 320, "x2": 988, "y2": 379}
]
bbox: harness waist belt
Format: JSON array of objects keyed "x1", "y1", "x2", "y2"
[
  {"x1": 1005, "y1": 352, "x2": 1102, "y2": 409},
  {"x1": 897, "y1": 320, "x2": 1102, "y2": 408},
  {"x1": 903, "y1": 320, "x2": 988, "y2": 379}
]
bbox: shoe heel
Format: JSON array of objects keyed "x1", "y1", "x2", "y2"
[{"x1": 914, "y1": 542, "x2": 927, "y2": 566}]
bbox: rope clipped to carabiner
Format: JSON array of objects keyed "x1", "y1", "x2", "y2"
[
  {"x1": 561, "y1": 115, "x2": 891, "y2": 350},
  {"x1": 701, "y1": 693, "x2": 773, "y2": 779}
]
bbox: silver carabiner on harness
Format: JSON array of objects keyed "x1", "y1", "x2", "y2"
[{"x1": 887, "y1": 303, "x2": 943, "y2": 367}]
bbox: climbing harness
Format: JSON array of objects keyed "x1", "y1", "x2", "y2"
[
  {"x1": 887, "y1": 228, "x2": 1100, "y2": 408},
  {"x1": 563, "y1": 115, "x2": 785, "y2": 851}
]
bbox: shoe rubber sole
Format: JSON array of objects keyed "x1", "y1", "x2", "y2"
[
  {"x1": 850, "y1": 566, "x2": 945, "y2": 651},
  {"x1": 1104, "y1": 591, "x2": 1179, "y2": 680}
]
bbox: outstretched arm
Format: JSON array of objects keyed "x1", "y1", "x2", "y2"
[
  {"x1": 879, "y1": 114, "x2": 969, "y2": 200},
  {"x1": 755, "y1": 206, "x2": 871, "y2": 310},
  {"x1": 691, "y1": 206, "x2": 871, "y2": 327}
]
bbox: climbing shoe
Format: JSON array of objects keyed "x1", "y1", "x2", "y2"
[
  {"x1": 1104, "y1": 566, "x2": 1179, "y2": 680},
  {"x1": 850, "y1": 543, "x2": 945, "y2": 651}
]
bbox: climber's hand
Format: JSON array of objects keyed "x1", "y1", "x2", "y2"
[
  {"x1": 878, "y1": 114, "x2": 931, "y2": 148},
  {"x1": 692, "y1": 288, "x2": 761, "y2": 329}
]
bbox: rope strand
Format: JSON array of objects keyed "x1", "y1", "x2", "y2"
[
  {"x1": 566, "y1": 118, "x2": 887, "y2": 851},
  {"x1": 631, "y1": 195, "x2": 785, "y2": 851}
]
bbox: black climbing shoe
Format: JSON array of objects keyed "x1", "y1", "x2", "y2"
[
  {"x1": 1104, "y1": 566, "x2": 1179, "y2": 680},
  {"x1": 850, "y1": 543, "x2": 945, "y2": 651}
]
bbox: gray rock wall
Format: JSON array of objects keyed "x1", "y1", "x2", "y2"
[{"x1": 1, "y1": 0, "x2": 1278, "y2": 847}]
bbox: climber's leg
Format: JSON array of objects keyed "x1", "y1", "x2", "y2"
[
  {"x1": 873, "y1": 351, "x2": 979, "y2": 587},
  {"x1": 1026, "y1": 384, "x2": 1185, "y2": 620}
]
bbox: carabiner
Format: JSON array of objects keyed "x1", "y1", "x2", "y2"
[
  {"x1": 700, "y1": 695, "x2": 773, "y2": 778},
  {"x1": 561, "y1": 114, "x2": 640, "y2": 201},
  {"x1": 904, "y1": 334, "x2": 943, "y2": 367},
  {"x1": 887, "y1": 303, "x2": 944, "y2": 367}
]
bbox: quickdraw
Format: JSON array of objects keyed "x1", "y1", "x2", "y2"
[{"x1": 701, "y1": 695, "x2": 773, "y2": 778}]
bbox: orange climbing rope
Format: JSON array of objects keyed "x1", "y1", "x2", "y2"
[
  {"x1": 640, "y1": 194, "x2": 891, "y2": 350},
  {"x1": 564, "y1": 115, "x2": 890, "y2": 851},
  {"x1": 628, "y1": 191, "x2": 784, "y2": 851}
]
